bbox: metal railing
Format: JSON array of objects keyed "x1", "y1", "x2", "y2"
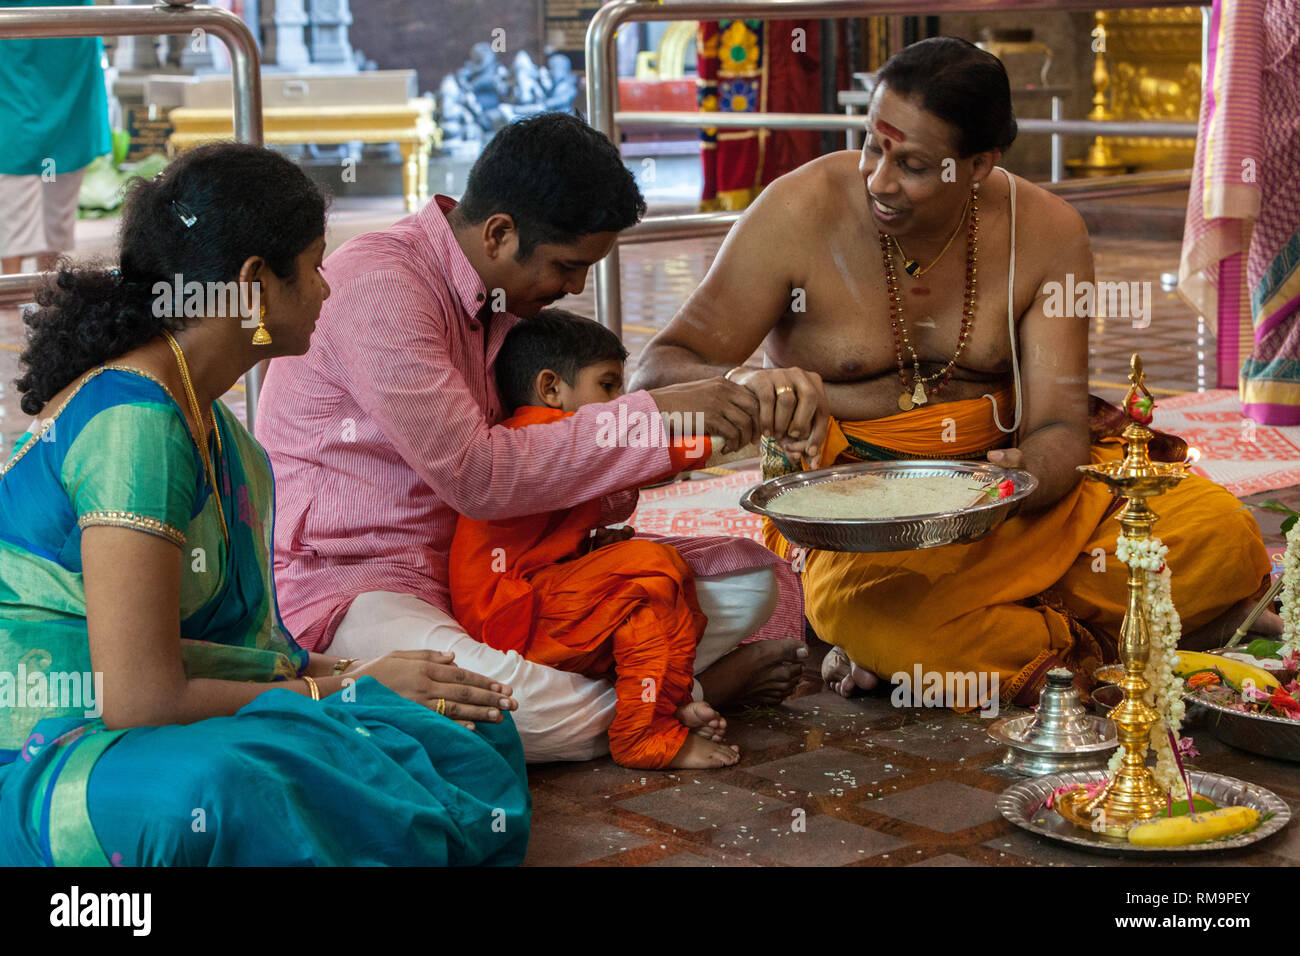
[
  {"x1": 0, "y1": 1, "x2": 266, "y2": 427},
  {"x1": 585, "y1": 0, "x2": 1209, "y2": 337},
  {"x1": 618, "y1": 168, "x2": 1193, "y2": 244}
]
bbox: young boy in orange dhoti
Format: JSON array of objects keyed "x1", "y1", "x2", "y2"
[{"x1": 450, "y1": 309, "x2": 740, "y2": 769}]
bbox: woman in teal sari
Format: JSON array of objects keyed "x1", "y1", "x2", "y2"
[{"x1": 0, "y1": 143, "x2": 530, "y2": 865}]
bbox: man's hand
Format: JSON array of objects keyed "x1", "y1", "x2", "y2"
[
  {"x1": 986, "y1": 447, "x2": 1024, "y2": 470},
  {"x1": 730, "y1": 367, "x2": 830, "y2": 468},
  {"x1": 648, "y1": 378, "x2": 759, "y2": 454}
]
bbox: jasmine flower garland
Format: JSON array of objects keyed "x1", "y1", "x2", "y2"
[
  {"x1": 1278, "y1": 520, "x2": 1300, "y2": 656},
  {"x1": 1107, "y1": 534, "x2": 1190, "y2": 801}
]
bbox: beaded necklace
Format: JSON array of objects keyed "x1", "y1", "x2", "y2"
[{"x1": 879, "y1": 182, "x2": 980, "y2": 411}]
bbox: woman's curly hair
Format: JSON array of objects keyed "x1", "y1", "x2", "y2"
[{"x1": 15, "y1": 142, "x2": 328, "y2": 415}]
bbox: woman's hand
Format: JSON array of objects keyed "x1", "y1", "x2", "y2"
[
  {"x1": 730, "y1": 367, "x2": 830, "y2": 467},
  {"x1": 346, "y1": 650, "x2": 516, "y2": 731}
]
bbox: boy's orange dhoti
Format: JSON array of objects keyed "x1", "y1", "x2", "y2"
[
  {"x1": 451, "y1": 406, "x2": 709, "y2": 769},
  {"x1": 761, "y1": 390, "x2": 1271, "y2": 705}
]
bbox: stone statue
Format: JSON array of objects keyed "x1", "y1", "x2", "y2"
[{"x1": 438, "y1": 47, "x2": 579, "y2": 143}]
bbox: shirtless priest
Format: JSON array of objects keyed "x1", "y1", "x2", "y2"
[{"x1": 631, "y1": 37, "x2": 1280, "y2": 706}]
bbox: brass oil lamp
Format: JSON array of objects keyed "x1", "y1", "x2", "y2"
[{"x1": 1056, "y1": 354, "x2": 1188, "y2": 834}]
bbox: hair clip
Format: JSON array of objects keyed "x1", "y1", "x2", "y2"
[{"x1": 172, "y1": 200, "x2": 197, "y2": 229}]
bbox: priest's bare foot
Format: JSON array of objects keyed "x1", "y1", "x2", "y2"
[
  {"x1": 668, "y1": 732, "x2": 740, "y2": 769},
  {"x1": 821, "y1": 646, "x2": 880, "y2": 698},
  {"x1": 676, "y1": 701, "x2": 727, "y2": 742},
  {"x1": 696, "y1": 639, "x2": 808, "y2": 709},
  {"x1": 791, "y1": 626, "x2": 832, "y2": 698}
]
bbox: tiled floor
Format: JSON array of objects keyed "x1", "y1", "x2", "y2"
[
  {"x1": 524, "y1": 693, "x2": 1300, "y2": 866},
  {"x1": 5, "y1": 195, "x2": 1298, "y2": 867}
]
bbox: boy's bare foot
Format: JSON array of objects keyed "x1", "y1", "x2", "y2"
[
  {"x1": 821, "y1": 645, "x2": 880, "y2": 698},
  {"x1": 668, "y1": 732, "x2": 740, "y2": 769},
  {"x1": 696, "y1": 639, "x2": 808, "y2": 709},
  {"x1": 676, "y1": 700, "x2": 727, "y2": 742}
]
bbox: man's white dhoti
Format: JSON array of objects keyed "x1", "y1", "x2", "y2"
[{"x1": 330, "y1": 566, "x2": 779, "y2": 762}]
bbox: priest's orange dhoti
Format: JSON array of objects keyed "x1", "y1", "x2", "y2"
[
  {"x1": 760, "y1": 390, "x2": 1271, "y2": 705},
  {"x1": 450, "y1": 405, "x2": 709, "y2": 769}
]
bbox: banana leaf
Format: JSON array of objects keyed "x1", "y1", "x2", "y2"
[{"x1": 78, "y1": 143, "x2": 169, "y2": 219}]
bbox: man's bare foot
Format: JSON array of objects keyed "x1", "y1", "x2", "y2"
[
  {"x1": 668, "y1": 732, "x2": 740, "y2": 769},
  {"x1": 1182, "y1": 594, "x2": 1284, "y2": 650},
  {"x1": 696, "y1": 639, "x2": 808, "y2": 709},
  {"x1": 791, "y1": 625, "x2": 832, "y2": 698},
  {"x1": 676, "y1": 701, "x2": 727, "y2": 742},
  {"x1": 821, "y1": 646, "x2": 880, "y2": 698}
]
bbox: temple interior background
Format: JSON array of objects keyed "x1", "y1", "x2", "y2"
[{"x1": 2, "y1": 1, "x2": 1298, "y2": 869}]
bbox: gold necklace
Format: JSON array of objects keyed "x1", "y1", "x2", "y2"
[
  {"x1": 880, "y1": 184, "x2": 980, "y2": 411},
  {"x1": 162, "y1": 331, "x2": 229, "y2": 544},
  {"x1": 889, "y1": 198, "x2": 970, "y2": 278}
]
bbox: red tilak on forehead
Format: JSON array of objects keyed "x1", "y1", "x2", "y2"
[{"x1": 876, "y1": 120, "x2": 907, "y2": 143}]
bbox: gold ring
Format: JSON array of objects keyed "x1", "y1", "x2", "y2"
[
  {"x1": 776, "y1": 386, "x2": 793, "y2": 396},
  {"x1": 436, "y1": 698, "x2": 446, "y2": 716}
]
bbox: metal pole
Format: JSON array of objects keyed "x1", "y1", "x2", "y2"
[
  {"x1": 585, "y1": 0, "x2": 1209, "y2": 334},
  {"x1": 586, "y1": 1, "x2": 624, "y2": 339},
  {"x1": 0, "y1": 2, "x2": 265, "y2": 427},
  {"x1": 1050, "y1": 94, "x2": 1063, "y2": 184},
  {"x1": 614, "y1": 169, "x2": 1192, "y2": 245},
  {"x1": 616, "y1": 110, "x2": 1198, "y2": 138}
]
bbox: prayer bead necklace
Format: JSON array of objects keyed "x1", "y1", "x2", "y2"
[{"x1": 879, "y1": 183, "x2": 980, "y2": 411}]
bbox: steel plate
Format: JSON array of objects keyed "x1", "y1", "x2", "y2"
[
  {"x1": 998, "y1": 769, "x2": 1290, "y2": 855},
  {"x1": 1189, "y1": 697, "x2": 1300, "y2": 763},
  {"x1": 740, "y1": 460, "x2": 1037, "y2": 553}
]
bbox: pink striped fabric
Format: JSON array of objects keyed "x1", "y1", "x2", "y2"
[
  {"x1": 256, "y1": 196, "x2": 803, "y2": 650},
  {"x1": 1178, "y1": 0, "x2": 1265, "y2": 372}
]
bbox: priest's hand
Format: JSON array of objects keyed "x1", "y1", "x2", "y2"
[
  {"x1": 986, "y1": 447, "x2": 1024, "y2": 470},
  {"x1": 728, "y1": 367, "x2": 830, "y2": 468}
]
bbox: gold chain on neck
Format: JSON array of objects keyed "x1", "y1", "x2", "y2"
[
  {"x1": 162, "y1": 331, "x2": 229, "y2": 544},
  {"x1": 889, "y1": 197, "x2": 971, "y2": 278}
]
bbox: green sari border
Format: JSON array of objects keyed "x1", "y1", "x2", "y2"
[{"x1": 46, "y1": 728, "x2": 127, "y2": 866}]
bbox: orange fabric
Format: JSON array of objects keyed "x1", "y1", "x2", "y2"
[
  {"x1": 450, "y1": 405, "x2": 707, "y2": 768},
  {"x1": 822, "y1": 388, "x2": 1016, "y2": 462},
  {"x1": 763, "y1": 392, "x2": 1272, "y2": 708}
]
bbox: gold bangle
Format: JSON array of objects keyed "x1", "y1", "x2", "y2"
[
  {"x1": 302, "y1": 675, "x2": 321, "y2": 701},
  {"x1": 723, "y1": 365, "x2": 748, "y2": 383},
  {"x1": 332, "y1": 657, "x2": 358, "y2": 677}
]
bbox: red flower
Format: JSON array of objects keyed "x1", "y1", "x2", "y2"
[
  {"x1": 997, "y1": 479, "x2": 1015, "y2": 498},
  {"x1": 1267, "y1": 686, "x2": 1300, "y2": 717}
]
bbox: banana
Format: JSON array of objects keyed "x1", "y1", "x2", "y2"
[
  {"x1": 1128, "y1": 806, "x2": 1260, "y2": 847},
  {"x1": 1175, "y1": 650, "x2": 1279, "y2": 693}
]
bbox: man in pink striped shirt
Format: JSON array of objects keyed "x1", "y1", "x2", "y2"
[{"x1": 256, "y1": 114, "x2": 811, "y2": 761}]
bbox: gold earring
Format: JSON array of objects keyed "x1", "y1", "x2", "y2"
[{"x1": 252, "y1": 304, "x2": 272, "y2": 346}]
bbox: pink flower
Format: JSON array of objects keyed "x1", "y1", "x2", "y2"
[
  {"x1": 1176, "y1": 736, "x2": 1200, "y2": 759},
  {"x1": 1046, "y1": 779, "x2": 1107, "y2": 808},
  {"x1": 997, "y1": 479, "x2": 1015, "y2": 498}
]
